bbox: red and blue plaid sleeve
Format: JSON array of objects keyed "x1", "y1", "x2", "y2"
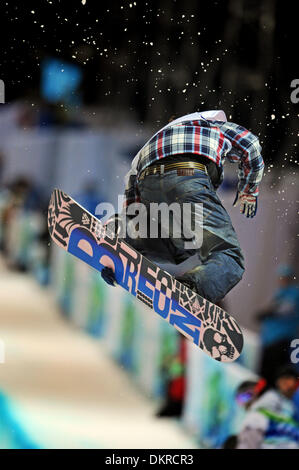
[{"x1": 218, "y1": 121, "x2": 264, "y2": 196}]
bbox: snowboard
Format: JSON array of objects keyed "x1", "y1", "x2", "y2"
[{"x1": 48, "y1": 189, "x2": 243, "y2": 362}]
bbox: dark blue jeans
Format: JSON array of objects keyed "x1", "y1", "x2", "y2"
[{"x1": 124, "y1": 169, "x2": 244, "y2": 303}]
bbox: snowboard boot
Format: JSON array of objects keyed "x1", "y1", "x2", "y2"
[{"x1": 101, "y1": 266, "x2": 117, "y2": 286}]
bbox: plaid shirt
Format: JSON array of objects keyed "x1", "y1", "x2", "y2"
[{"x1": 124, "y1": 119, "x2": 264, "y2": 208}]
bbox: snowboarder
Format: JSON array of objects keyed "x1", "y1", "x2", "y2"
[{"x1": 101, "y1": 110, "x2": 264, "y2": 304}]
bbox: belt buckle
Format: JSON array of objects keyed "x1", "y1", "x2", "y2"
[{"x1": 177, "y1": 168, "x2": 194, "y2": 176}]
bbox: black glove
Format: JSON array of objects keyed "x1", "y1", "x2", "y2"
[{"x1": 101, "y1": 266, "x2": 117, "y2": 287}]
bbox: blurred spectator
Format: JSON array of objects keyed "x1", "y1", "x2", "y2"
[
  {"x1": 235, "y1": 377, "x2": 299, "y2": 449},
  {"x1": 156, "y1": 337, "x2": 186, "y2": 418},
  {"x1": 17, "y1": 103, "x2": 37, "y2": 129},
  {"x1": 1, "y1": 177, "x2": 45, "y2": 265},
  {"x1": 38, "y1": 101, "x2": 61, "y2": 128},
  {"x1": 294, "y1": 387, "x2": 299, "y2": 423},
  {"x1": 275, "y1": 366, "x2": 299, "y2": 421},
  {"x1": 7, "y1": 177, "x2": 44, "y2": 212},
  {"x1": 256, "y1": 265, "x2": 299, "y2": 386}
]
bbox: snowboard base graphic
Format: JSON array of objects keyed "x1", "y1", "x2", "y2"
[{"x1": 48, "y1": 189, "x2": 243, "y2": 362}]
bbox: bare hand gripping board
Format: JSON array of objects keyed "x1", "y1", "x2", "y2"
[{"x1": 48, "y1": 189, "x2": 243, "y2": 362}]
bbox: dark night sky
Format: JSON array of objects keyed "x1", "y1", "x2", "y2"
[{"x1": 1, "y1": 0, "x2": 298, "y2": 166}]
